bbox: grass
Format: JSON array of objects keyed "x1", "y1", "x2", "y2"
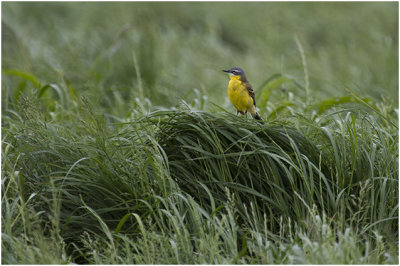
[{"x1": 2, "y1": 2, "x2": 399, "y2": 264}]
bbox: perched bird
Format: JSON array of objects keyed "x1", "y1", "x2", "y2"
[{"x1": 223, "y1": 67, "x2": 263, "y2": 123}]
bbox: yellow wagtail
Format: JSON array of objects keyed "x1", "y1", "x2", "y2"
[{"x1": 223, "y1": 67, "x2": 264, "y2": 123}]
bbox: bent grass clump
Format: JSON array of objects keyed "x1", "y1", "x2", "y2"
[{"x1": 2, "y1": 98, "x2": 398, "y2": 263}]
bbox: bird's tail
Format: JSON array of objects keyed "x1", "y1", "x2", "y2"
[{"x1": 252, "y1": 112, "x2": 264, "y2": 124}]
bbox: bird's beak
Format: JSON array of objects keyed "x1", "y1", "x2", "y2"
[{"x1": 222, "y1": 70, "x2": 230, "y2": 73}]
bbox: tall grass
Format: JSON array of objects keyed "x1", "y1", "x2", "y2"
[
  {"x1": 2, "y1": 2, "x2": 398, "y2": 264},
  {"x1": 2, "y1": 91, "x2": 398, "y2": 263}
]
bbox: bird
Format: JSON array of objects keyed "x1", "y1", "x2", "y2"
[{"x1": 223, "y1": 67, "x2": 264, "y2": 123}]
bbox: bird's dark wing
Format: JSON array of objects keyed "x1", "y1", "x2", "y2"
[{"x1": 245, "y1": 82, "x2": 256, "y2": 107}]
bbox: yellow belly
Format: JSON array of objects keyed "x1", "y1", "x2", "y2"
[{"x1": 227, "y1": 79, "x2": 254, "y2": 112}]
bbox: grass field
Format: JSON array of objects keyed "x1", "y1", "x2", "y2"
[{"x1": 2, "y1": 2, "x2": 399, "y2": 264}]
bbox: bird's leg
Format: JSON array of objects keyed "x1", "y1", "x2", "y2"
[{"x1": 245, "y1": 112, "x2": 248, "y2": 120}]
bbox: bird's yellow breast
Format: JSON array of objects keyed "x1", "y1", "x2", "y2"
[{"x1": 227, "y1": 78, "x2": 254, "y2": 112}]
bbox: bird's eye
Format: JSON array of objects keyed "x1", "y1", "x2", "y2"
[{"x1": 232, "y1": 70, "x2": 238, "y2": 75}]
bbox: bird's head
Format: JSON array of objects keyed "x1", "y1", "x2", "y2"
[{"x1": 223, "y1": 67, "x2": 246, "y2": 80}]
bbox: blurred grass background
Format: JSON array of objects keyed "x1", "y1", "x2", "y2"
[{"x1": 2, "y1": 2, "x2": 398, "y2": 115}]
